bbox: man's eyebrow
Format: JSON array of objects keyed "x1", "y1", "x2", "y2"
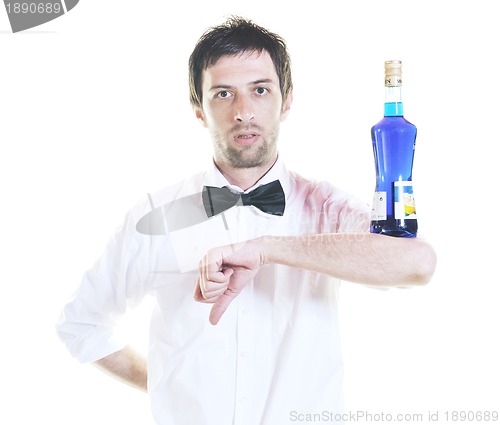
[
  {"x1": 250, "y1": 78, "x2": 275, "y2": 85},
  {"x1": 208, "y1": 84, "x2": 233, "y2": 91},
  {"x1": 208, "y1": 79, "x2": 276, "y2": 91}
]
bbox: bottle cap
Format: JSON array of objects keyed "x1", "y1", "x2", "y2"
[{"x1": 385, "y1": 60, "x2": 402, "y2": 87}]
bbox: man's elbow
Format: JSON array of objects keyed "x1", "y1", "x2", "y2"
[{"x1": 409, "y1": 241, "x2": 437, "y2": 286}]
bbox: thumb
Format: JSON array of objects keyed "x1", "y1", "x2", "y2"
[{"x1": 209, "y1": 280, "x2": 238, "y2": 325}]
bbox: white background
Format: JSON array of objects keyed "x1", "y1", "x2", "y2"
[{"x1": 1, "y1": 1, "x2": 499, "y2": 424}]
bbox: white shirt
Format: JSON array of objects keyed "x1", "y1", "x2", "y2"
[{"x1": 57, "y1": 156, "x2": 370, "y2": 425}]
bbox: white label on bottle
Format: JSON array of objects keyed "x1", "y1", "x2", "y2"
[
  {"x1": 371, "y1": 191, "x2": 387, "y2": 220},
  {"x1": 394, "y1": 181, "x2": 417, "y2": 219}
]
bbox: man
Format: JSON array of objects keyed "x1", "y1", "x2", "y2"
[{"x1": 57, "y1": 16, "x2": 436, "y2": 425}]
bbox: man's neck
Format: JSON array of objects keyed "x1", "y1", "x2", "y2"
[{"x1": 214, "y1": 155, "x2": 278, "y2": 191}]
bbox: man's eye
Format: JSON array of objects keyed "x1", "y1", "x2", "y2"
[
  {"x1": 255, "y1": 87, "x2": 269, "y2": 95},
  {"x1": 217, "y1": 91, "x2": 232, "y2": 99}
]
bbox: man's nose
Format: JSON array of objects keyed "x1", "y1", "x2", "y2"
[{"x1": 234, "y1": 96, "x2": 255, "y2": 122}]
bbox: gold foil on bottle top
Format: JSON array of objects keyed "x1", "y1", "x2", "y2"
[{"x1": 384, "y1": 60, "x2": 402, "y2": 87}]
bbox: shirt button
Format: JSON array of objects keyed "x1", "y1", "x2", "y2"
[
  {"x1": 240, "y1": 397, "x2": 247, "y2": 405},
  {"x1": 241, "y1": 351, "x2": 249, "y2": 358}
]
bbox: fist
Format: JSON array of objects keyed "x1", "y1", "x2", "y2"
[{"x1": 194, "y1": 240, "x2": 263, "y2": 325}]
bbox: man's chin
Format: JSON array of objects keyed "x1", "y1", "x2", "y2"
[{"x1": 229, "y1": 151, "x2": 276, "y2": 169}]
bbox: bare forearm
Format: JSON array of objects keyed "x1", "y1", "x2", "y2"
[
  {"x1": 93, "y1": 345, "x2": 148, "y2": 392},
  {"x1": 259, "y1": 233, "x2": 436, "y2": 287}
]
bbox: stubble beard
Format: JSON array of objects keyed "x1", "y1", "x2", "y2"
[{"x1": 213, "y1": 125, "x2": 279, "y2": 169}]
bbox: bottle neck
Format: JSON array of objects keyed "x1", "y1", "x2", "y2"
[{"x1": 384, "y1": 85, "x2": 404, "y2": 116}]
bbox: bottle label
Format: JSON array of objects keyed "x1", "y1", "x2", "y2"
[
  {"x1": 385, "y1": 76, "x2": 402, "y2": 87},
  {"x1": 394, "y1": 181, "x2": 417, "y2": 219},
  {"x1": 371, "y1": 191, "x2": 387, "y2": 220}
]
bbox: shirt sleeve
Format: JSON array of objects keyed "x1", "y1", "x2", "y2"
[
  {"x1": 336, "y1": 192, "x2": 371, "y2": 233},
  {"x1": 55, "y1": 202, "x2": 152, "y2": 363},
  {"x1": 320, "y1": 183, "x2": 371, "y2": 233}
]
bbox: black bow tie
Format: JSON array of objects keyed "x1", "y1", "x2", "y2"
[{"x1": 202, "y1": 180, "x2": 285, "y2": 217}]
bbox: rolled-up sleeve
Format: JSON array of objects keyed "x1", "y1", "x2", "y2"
[{"x1": 56, "y1": 203, "x2": 151, "y2": 363}]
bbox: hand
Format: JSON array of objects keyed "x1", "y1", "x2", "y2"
[{"x1": 194, "y1": 239, "x2": 264, "y2": 325}]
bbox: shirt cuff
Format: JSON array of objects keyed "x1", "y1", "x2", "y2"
[{"x1": 56, "y1": 321, "x2": 128, "y2": 363}]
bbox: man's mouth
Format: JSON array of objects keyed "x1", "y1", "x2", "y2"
[
  {"x1": 231, "y1": 124, "x2": 262, "y2": 145},
  {"x1": 233, "y1": 131, "x2": 260, "y2": 145}
]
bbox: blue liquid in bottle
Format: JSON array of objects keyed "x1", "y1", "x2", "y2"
[{"x1": 370, "y1": 61, "x2": 418, "y2": 237}]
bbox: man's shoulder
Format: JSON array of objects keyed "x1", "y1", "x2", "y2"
[
  {"x1": 288, "y1": 169, "x2": 346, "y2": 199},
  {"x1": 287, "y1": 169, "x2": 370, "y2": 231},
  {"x1": 288, "y1": 169, "x2": 369, "y2": 210}
]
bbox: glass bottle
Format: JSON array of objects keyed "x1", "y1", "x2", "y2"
[{"x1": 370, "y1": 60, "x2": 418, "y2": 237}]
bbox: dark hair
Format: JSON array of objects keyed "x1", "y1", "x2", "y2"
[{"x1": 188, "y1": 16, "x2": 293, "y2": 108}]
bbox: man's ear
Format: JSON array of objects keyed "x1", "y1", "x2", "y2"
[
  {"x1": 194, "y1": 107, "x2": 207, "y2": 127},
  {"x1": 280, "y1": 91, "x2": 293, "y2": 122}
]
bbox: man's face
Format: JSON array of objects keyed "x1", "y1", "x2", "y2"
[{"x1": 195, "y1": 50, "x2": 292, "y2": 170}]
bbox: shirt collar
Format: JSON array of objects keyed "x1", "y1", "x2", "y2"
[{"x1": 202, "y1": 154, "x2": 291, "y2": 200}]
